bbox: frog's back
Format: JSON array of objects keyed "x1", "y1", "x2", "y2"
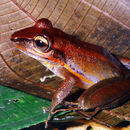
[{"x1": 64, "y1": 40, "x2": 129, "y2": 88}]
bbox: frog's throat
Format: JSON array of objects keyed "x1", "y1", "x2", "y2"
[
  {"x1": 43, "y1": 58, "x2": 94, "y2": 85},
  {"x1": 42, "y1": 56, "x2": 94, "y2": 85}
]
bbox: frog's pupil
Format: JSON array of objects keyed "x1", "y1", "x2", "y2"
[{"x1": 35, "y1": 40, "x2": 46, "y2": 47}]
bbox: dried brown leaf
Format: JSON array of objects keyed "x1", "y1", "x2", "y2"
[{"x1": 0, "y1": 0, "x2": 130, "y2": 127}]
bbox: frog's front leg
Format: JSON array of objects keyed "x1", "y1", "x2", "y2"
[{"x1": 45, "y1": 73, "x2": 77, "y2": 127}]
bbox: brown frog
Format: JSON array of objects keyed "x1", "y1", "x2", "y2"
[{"x1": 11, "y1": 18, "x2": 130, "y2": 127}]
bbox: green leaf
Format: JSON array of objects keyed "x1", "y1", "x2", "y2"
[
  {"x1": 0, "y1": 85, "x2": 82, "y2": 130},
  {"x1": 0, "y1": 85, "x2": 51, "y2": 130}
]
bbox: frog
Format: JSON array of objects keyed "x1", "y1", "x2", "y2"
[{"x1": 10, "y1": 18, "x2": 130, "y2": 127}]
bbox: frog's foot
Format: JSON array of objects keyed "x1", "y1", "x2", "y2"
[
  {"x1": 44, "y1": 113, "x2": 51, "y2": 128},
  {"x1": 42, "y1": 107, "x2": 50, "y2": 128},
  {"x1": 40, "y1": 74, "x2": 56, "y2": 82}
]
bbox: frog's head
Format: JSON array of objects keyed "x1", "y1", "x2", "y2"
[{"x1": 10, "y1": 18, "x2": 67, "y2": 64}]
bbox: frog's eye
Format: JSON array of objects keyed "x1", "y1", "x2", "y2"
[{"x1": 34, "y1": 35, "x2": 51, "y2": 52}]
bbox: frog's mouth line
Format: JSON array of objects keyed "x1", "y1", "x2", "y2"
[
  {"x1": 15, "y1": 43, "x2": 27, "y2": 52},
  {"x1": 13, "y1": 42, "x2": 50, "y2": 63},
  {"x1": 14, "y1": 42, "x2": 44, "y2": 56},
  {"x1": 11, "y1": 37, "x2": 49, "y2": 59}
]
